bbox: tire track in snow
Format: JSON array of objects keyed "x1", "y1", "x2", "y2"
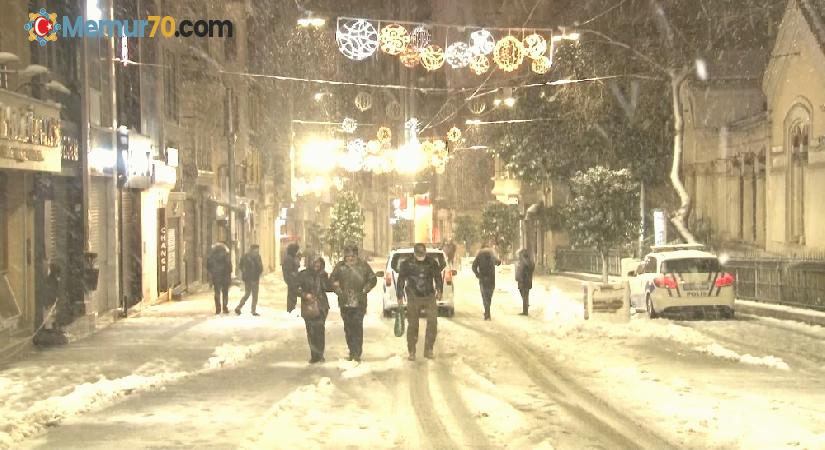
[
  {"x1": 451, "y1": 317, "x2": 674, "y2": 450},
  {"x1": 409, "y1": 365, "x2": 459, "y2": 449},
  {"x1": 433, "y1": 361, "x2": 494, "y2": 448}
]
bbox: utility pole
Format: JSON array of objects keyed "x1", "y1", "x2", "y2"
[
  {"x1": 106, "y1": 0, "x2": 121, "y2": 315},
  {"x1": 225, "y1": 86, "x2": 237, "y2": 277}
]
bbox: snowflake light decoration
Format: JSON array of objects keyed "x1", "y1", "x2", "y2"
[
  {"x1": 445, "y1": 42, "x2": 472, "y2": 69},
  {"x1": 410, "y1": 26, "x2": 431, "y2": 50},
  {"x1": 532, "y1": 55, "x2": 552, "y2": 74},
  {"x1": 447, "y1": 126, "x2": 462, "y2": 142},
  {"x1": 470, "y1": 29, "x2": 495, "y2": 55},
  {"x1": 341, "y1": 117, "x2": 358, "y2": 133},
  {"x1": 420, "y1": 44, "x2": 445, "y2": 71},
  {"x1": 469, "y1": 54, "x2": 491, "y2": 75},
  {"x1": 405, "y1": 118, "x2": 420, "y2": 133},
  {"x1": 348, "y1": 138, "x2": 366, "y2": 154},
  {"x1": 336, "y1": 19, "x2": 379, "y2": 61},
  {"x1": 379, "y1": 24, "x2": 410, "y2": 55},
  {"x1": 468, "y1": 97, "x2": 487, "y2": 115},
  {"x1": 522, "y1": 33, "x2": 547, "y2": 60},
  {"x1": 377, "y1": 126, "x2": 392, "y2": 144},
  {"x1": 493, "y1": 35, "x2": 525, "y2": 72},
  {"x1": 354, "y1": 91, "x2": 373, "y2": 112},
  {"x1": 400, "y1": 45, "x2": 421, "y2": 68}
]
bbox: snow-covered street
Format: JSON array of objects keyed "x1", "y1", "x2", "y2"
[{"x1": 2, "y1": 270, "x2": 825, "y2": 449}]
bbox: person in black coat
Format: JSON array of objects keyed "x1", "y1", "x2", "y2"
[
  {"x1": 207, "y1": 242, "x2": 232, "y2": 314},
  {"x1": 297, "y1": 257, "x2": 333, "y2": 363},
  {"x1": 515, "y1": 248, "x2": 536, "y2": 316},
  {"x1": 282, "y1": 243, "x2": 301, "y2": 313},
  {"x1": 397, "y1": 243, "x2": 443, "y2": 361},
  {"x1": 235, "y1": 244, "x2": 264, "y2": 315},
  {"x1": 472, "y1": 243, "x2": 501, "y2": 321}
]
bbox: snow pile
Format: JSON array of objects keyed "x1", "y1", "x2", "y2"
[
  {"x1": 204, "y1": 342, "x2": 273, "y2": 370},
  {"x1": 696, "y1": 343, "x2": 791, "y2": 370},
  {"x1": 0, "y1": 371, "x2": 187, "y2": 448}
]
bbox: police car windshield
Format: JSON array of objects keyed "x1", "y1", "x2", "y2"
[
  {"x1": 661, "y1": 258, "x2": 722, "y2": 274},
  {"x1": 391, "y1": 252, "x2": 446, "y2": 272}
]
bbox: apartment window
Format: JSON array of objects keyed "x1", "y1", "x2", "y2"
[
  {"x1": 0, "y1": 65, "x2": 8, "y2": 89},
  {"x1": 224, "y1": 36, "x2": 237, "y2": 63},
  {"x1": 788, "y1": 121, "x2": 808, "y2": 243},
  {"x1": 164, "y1": 50, "x2": 178, "y2": 122},
  {"x1": 248, "y1": 93, "x2": 259, "y2": 130}
]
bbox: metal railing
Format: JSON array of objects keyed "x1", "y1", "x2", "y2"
[
  {"x1": 725, "y1": 257, "x2": 825, "y2": 311},
  {"x1": 555, "y1": 248, "x2": 624, "y2": 277}
]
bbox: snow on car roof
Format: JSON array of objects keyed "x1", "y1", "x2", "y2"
[
  {"x1": 391, "y1": 248, "x2": 445, "y2": 254},
  {"x1": 649, "y1": 250, "x2": 719, "y2": 260}
]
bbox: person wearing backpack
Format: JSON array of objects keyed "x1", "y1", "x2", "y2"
[
  {"x1": 235, "y1": 244, "x2": 264, "y2": 316},
  {"x1": 397, "y1": 243, "x2": 443, "y2": 361}
]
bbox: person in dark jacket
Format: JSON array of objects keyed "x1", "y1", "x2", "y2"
[
  {"x1": 515, "y1": 248, "x2": 536, "y2": 316},
  {"x1": 235, "y1": 244, "x2": 264, "y2": 316},
  {"x1": 443, "y1": 239, "x2": 457, "y2": 268},
  {"x1": 282, "y1": 243, "x2": 301, "y2": 313},
  {"x1": 397, "y1": 243, "x2": 443, "y2": 361},
  {"x1": 472, "y1": 243, "x2": 501, "y2": 321},
  {"x1": 207, "y1": 242, "x2": 233, "y2": 314},
  {"x1": 330, "y1": 245, "x2": 377, "y2": 362},
  {"x1": 297, "y1": 257, "x2": 333, "y2": 363}
]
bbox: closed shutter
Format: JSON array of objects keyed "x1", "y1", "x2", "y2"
[
  {"x1": 184, "y1": 199, "x2": 197, "y2": 284},
  {"x1": 121, "y1": 191, "x2": 142, "y2": 306},
  {"x1": 88, "y1": 178, "x2": 111, "y2": 312}
]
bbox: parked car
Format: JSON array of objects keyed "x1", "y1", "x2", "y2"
[
  {"x1": 376, "y1": 247, "x2": 456, "y2": 317},
  {"x1": 627, "y1": 245, "x2": 735, "y2": 319}
]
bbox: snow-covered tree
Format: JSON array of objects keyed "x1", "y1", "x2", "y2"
[
  {"x1": 480, "y1": 204, "x2": 520, "y2": 260},
  {"x1": 326, "y1": 192, "x2": 365, "y2": 258},
  {"x1": 566, "y1": 167, "x2": 640, "y2": 284}
]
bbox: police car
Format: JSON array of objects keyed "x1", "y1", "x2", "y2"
[
  {"x1": 376, "y1": 247, "x2": 456, "y2": 318},
  {"x1": 627, "y1": 245, "x2": 735, "y2": 319}
]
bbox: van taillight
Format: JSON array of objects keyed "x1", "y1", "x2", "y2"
[
  {"x1": 385, "y1": 272, "x2": 393, "y2": 287},
  {"x1": 715, "y1": 273, "x2": 735, "y2": 288},
  {"x1": 654, "y1": 276, "x2": 678, "y2": 289},
  {"x1": 444, "y1": 269, "x2": 453, "y2": 285}
]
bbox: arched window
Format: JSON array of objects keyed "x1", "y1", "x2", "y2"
[{"x1": 785, "y1": 104, "x2": 810, "y2": 244}]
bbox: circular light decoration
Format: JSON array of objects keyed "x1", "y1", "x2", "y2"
[
  {"x1": 470, "y1": 29, "x2": 495, "y2": 55},
  {"x1": 410, "y1": 26, "x2": 431, "y2": 50},
  {"x1": 532, "y1": 55, "x2": 552, "y2": 74},
  {"x1": 522, "y1": 33, "x2": 547, "y2": 60},
  {"x1": 468, "y1": 97, "x2": 487, "y2": 115},
  {"x1": 399, "y1": 45, "x2": 420, "y2": 68},
  {"x1": 469, "y1": 54, "x2": 490, "y2": 75},
  {"x1": 434, "y1": 140, "x2": 447, "y2": 153},
  {"x1": 445, "y1": 42, "x2": 472, "y2": 69},
  {"x1": 366, "y1": 139, "x2": 382, "y2": 154},
  {"x1": 354, "y1": 91, "x2": 373, "y2": 112},
  {"x1": 447, "y1": 126, "x2": 462, "y2": 142},
  {"x1": 420, "y1": 44, "x2": 445, "y2": 71},
  {"x1": 379, "y1": 24, "x2": 410, "y2": 55},
  {"x1": 341, "y1": 117, "x2": 358, "y2": 134},
  {"x1": 386, "y1": 101, "x2": 403, "y2": 120},
  {"x1": 336, "y1": 19, "x2": 379, "y2": 61},
  {"x1": 348, "y1": 138, "x2": 367, "y2": 154},
  {"x1": 377, "y1": 126, "x2": 392, "y2": 144},
  {"x1": 493, "y1": 35, "x2": 525, "y2": 72}
]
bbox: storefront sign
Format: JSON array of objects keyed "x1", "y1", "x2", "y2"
[
  {"x1": 0, "y1": 91, "x2": 62, "y2": 172},
  {"x1": 158, "y1": 209, "x2": 168, "y2": 293}
]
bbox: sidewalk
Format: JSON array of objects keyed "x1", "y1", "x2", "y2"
[
  {"x1": 553, "y1": 271, "x2": 825, "y2": 327},
  {"x1": 0, "y1": 275, "x2": 292, "y2": 448}
]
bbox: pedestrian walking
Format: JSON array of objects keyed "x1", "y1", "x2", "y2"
[
  {"x1": 397, "y1": 243, "x2": 443, "y2": 361},
  {"x1": 330, "y1": 245, "x2": 377, "y2": 362},
  {"x1": 515, "y1": 248, "x2": 535, "y2": 316},
  {"x1": 207, "y1": 242, "x2": 233, "y2": 314},
  {"x1": 297, "y1": 257, "x2": 333, "y2": 363},
  {"x1": 235, "y1": 244, "x2": 264, "y2": 316},
  {"x1": 443, "y1": 239, "x2": 457, "y2": 268},
  {"x1": 282, "y1": 243, "x2": 301, "y2": 313},
  {"x1": 472, "y1": 243, "x2": 501, "y2": 320}
]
